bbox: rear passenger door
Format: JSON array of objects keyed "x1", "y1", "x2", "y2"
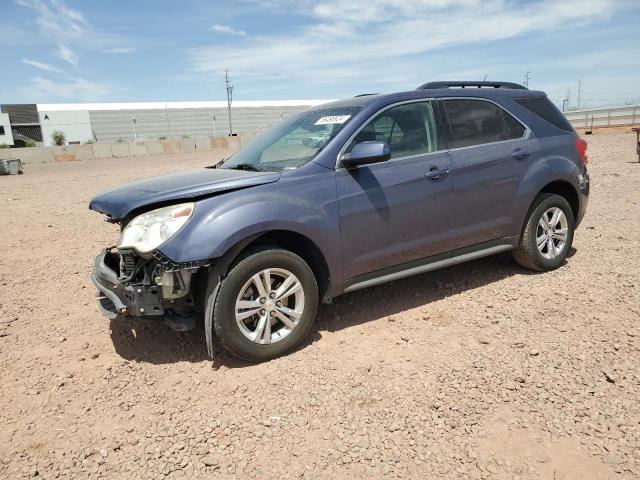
[{"x1": 441, "y1": 99, "x2": 537, "y2": 248}]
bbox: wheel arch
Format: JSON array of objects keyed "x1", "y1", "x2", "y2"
[
  {"x1": 535, "y1": 180, "x2": 580, "y2": 222},
  {"x1": 210, "y1": 229, "x2": 332, "y2": 304}
]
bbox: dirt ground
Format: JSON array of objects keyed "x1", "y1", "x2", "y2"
[{"x1": 1, "y1": 129, "x2": 639, "y2": 480}]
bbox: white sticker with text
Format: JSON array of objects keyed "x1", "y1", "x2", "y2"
[{"x1": 315, "y1": 115, "x2": 351, "y2": 125}]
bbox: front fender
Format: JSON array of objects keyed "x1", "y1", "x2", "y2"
[{"x1": 158, "y1": 171, "x2": 343, "y2": 284}]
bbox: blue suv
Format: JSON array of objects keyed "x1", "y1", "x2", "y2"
[{"x1": 90, "y1": 81, "x2": 590, "y2": 361}]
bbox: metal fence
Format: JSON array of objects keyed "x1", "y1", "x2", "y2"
[{"x1": 564, "y1": 105, "x2": 640, "y2": 129}]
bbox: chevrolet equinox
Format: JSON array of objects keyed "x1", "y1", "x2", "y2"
[{"x1": 90, "y1": 81, "x2": 590, "y2": 361}]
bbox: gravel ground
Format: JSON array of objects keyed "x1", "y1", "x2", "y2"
[{"x1": 1, "y1": 129, "x2": 639, "y2": 480}]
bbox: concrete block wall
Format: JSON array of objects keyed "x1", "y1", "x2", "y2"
[
  {"x1": 146, "y1": 141, "x2": 164, "y2": 155},
  {"x1": 0, "y1": 135, "x2": 239, "y2": 164},
  {"x1": 53, "y1": 146, "x2": 77, "y2": 162},
  {"x1": 130, "y1": 141, "x2": 148, "y2": 157},
  {"x1": 181, "y1": 138, "x2": 196, "y2": 153},
  {"x1": 111, "y1": 142, "x2": 131, "y2": 158},
  {"x1": 74, "y1": 144, "x2": 94, "y2": 161},
  {"x1": 93, "y1": 143, "x2": 112, "y2": 159}
]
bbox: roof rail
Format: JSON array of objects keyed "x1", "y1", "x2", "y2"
[
  {"x1": 354, "y1": 93, "x2": 379, "y2": 97},
  {"x1": 416, "y1": 81, "x2": 527, "y2": 90}
]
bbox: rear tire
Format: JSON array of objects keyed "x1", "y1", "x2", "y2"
[
  {"x1": 210, "y1": 248, "x2": 318, "y2": 362},
  {"x1": 513, "y1": 193, "x2": 575, "y2": 271}
]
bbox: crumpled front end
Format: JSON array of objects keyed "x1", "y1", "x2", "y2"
[{"x1": 91, "y1": 247, "x2": 207, "y2": 331}]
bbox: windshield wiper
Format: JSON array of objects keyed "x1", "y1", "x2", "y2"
[
  {"x1": 206, "y1": 157, "x2": 228, "y2": 169},
  {"x1": 229, "y1": 163, "x2": 261, "y2": 172}
]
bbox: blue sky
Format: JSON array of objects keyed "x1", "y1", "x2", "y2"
[{"x1": 1, "y1": 0, "x2": 639, "y2": 109}]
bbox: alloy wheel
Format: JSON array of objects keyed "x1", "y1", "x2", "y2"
[
  {"x1": 234, "y1": 268, "x2": 305, "y2": 344},
  {"x1": 536, "y1": 207, "x2": 569, "y2": 259}
]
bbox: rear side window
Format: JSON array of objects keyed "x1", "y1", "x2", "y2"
[
  {"x1": 514, "y1": 97, "x2": 574, "y2": 132},
  {"x1": 346, "y1": 101, "x2": 439, "y2": 160},
  {"x1": 442, "y1": 99, "x2": 526, "y2": 149}
]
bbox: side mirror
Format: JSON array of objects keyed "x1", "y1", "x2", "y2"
[{"x1": 340, "y1": 141, "x2": 391, "y2": 169}]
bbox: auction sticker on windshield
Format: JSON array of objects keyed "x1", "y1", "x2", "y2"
[{"x1": 315, "y1": 115, "x2": 351, "y2": 125}]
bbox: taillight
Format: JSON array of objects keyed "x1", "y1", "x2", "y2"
[{"x1": 575, "y1": 137, "x2": 588, "y2": 166}]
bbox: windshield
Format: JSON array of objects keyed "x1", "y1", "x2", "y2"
[{"x1": 221, "y1": 106, "x2": 362, "y2": 172}]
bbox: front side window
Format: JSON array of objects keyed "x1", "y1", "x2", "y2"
[
  {"x1": 443, "y1": 99, "x2": 526, "y2": 149},
  {"x1": 345, "y1": 101, "x2": 439, "y2": 160},
  {"x1": 221, "y1": 106, "x2": 362, "y2": 172}
]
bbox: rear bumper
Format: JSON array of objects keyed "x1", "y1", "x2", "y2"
[{"x1": 91, "y1": 249, "x2": 164, "y2": 320}]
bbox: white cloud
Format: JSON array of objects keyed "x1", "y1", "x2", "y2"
[
  {"x1": 211, "y1": 24, "x2": 247, "y2": 36},
  {"x1": 57, "y1": 44, "x2": 78, "y2": 67},
  {"x1": 189, "y1": 0, "x2": 616, "y2": 89},
  {"x1": 16, "y1": 0, "x2": 131, "y2": 50},
  {"x1": 16, "y1": 0, "x2": 87, "y2": 40},
  {"x1": 21, "y1": 58, "x2": 65, "y2": 73},
  {"x1": 20, "y1": 76, "x2": 112, "y2": 101},
  {"x1": 102, "y1": 47, "x2": 137, "y2": 54}
]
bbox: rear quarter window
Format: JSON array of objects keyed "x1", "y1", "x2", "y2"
[{"x1": 514, "y1": 97, "x2": 574, "y2": 132}]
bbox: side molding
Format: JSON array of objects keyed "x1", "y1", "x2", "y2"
[{"x1": 343, "y1": 244, "x2": 513, "y2": 293}]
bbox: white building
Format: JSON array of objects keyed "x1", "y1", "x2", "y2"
[
  {"x1": 0, "y1": 113, "x2": 15, "y2": 146},
  {"x1": 36, "y1": 100, "x2": 333, "y2": 146}
]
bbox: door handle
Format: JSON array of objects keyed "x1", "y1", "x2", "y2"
[
  {"x1": 512, "y1": 149, "x2": 530, "y2": 160},
  {"x1": 425, "y1": 166, "x2": 450, "y2": 180}
]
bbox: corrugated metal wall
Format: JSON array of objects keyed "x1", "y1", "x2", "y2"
[
  {"x1": 89, "y1": 106, "x2": 311, "y2": 142},
  {"x1": 0, "y1": 104, "x2": 39, "y2": 124}
]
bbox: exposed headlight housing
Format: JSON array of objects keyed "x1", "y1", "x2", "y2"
[{"x1": 118, "y1": 202, "x2": 194, "y2": 254}]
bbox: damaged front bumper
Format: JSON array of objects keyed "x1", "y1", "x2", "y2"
[
  {"x1": 91, "y1": 249, "x2": 202, "y2": 330},
  {"x1": 91, "y1": 249, "x2": 165, "y2": 319}
]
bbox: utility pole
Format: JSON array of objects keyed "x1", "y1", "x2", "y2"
[
  {"x1": 523, "y1": 71, "x2": 531, "y2": 88},
  {"x1": 165, "y1": 103, "x2": 170, "y2": 138},
  {"x1": 565, "y1": 89, "x2": 571, "y2": 111},
  {"x1": 212, "y1": 115, "x2": 216, "y2": 137},
  {"x1": 577, "y1": 80, "x2": 582, "y2": 110},
  {"x1": 132, "y1": 115, "x2": 137, "y2": 139},
  {"x1": 225, "y1": 70, "x2": 233, "y2": 136}
]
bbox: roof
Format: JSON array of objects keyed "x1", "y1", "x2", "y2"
[{"x1": 314, "y1": 86, "x2": 547, "y2": 112}]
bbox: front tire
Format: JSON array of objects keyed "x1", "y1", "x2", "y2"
[
  {"x1": 211, "y1": 248, "x2": 318, "y2": 362},
  {"x1": 513, "y1": 193, "x2": 575, "y2": 271}
]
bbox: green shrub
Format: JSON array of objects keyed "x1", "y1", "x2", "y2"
[
  {"x1": 51, "y1": 130, "x2": 66, "y2": 146},
  {"x1": 0, "y1": 143, "x2": 10, "y2": 149},
  {"x1": 25, "y1": 140, "x2": 36, "y2": 147}
]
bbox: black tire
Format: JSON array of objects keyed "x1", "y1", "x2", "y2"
[
  {"x1": 210, "y1": 248, "x2": 318, "y2": 362},
  {"x1": 513, "y1": 193, "x2": 575, "y2": 271}
]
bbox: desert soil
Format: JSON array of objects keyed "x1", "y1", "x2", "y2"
[{"x1": 0, "y1": 129, "x2": 639, "y2": 480}]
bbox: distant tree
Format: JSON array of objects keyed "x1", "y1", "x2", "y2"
[{"x1": 51, "y1": 130, "x2": 66, "y2": 146}]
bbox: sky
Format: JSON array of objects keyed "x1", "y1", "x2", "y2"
[{"x1": 1, "y1": 0, "x2": 640, "y2": 110}]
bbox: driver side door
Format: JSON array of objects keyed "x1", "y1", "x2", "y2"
[{"x1": 336, "y1": 100, "x2": 456, "y2": 282}]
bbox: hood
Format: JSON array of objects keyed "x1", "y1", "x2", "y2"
[{"x1": 89, "y1": 168, "x2": 280, "y2": 220}]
